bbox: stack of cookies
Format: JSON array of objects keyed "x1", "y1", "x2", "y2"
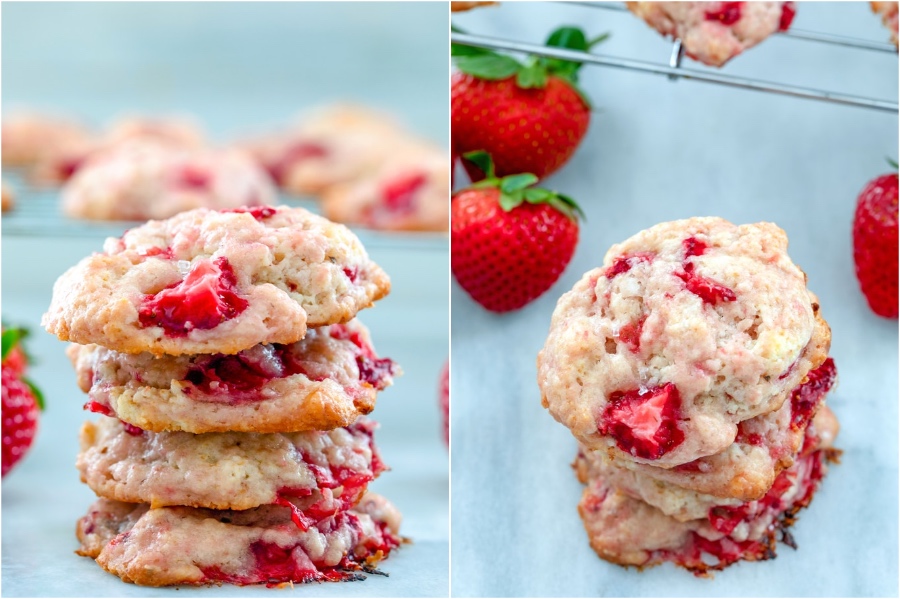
[
  {"x1": 43, "y1": 206, "x2": 404, "y2": 587},
  {"x1": 538, "y1": 217, "x2": 840, "y2": 575}
]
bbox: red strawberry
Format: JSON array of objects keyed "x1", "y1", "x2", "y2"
[
  {"x1": 2, "y1": 327, "x2": 43, "y2": 477},
  {"x1": 852, "y1": 165, "x2": 898, "y2": 318},
  {"x1": 598, "y1": 383, "x2": 685, "y2": 461},
  {"x1": 451, "y1": 151, "x2": 581, "y2": 312},
  {"x1": 439, "y1": 361, "x2": 449, "y2": 446},
  {"x1": 1, "y1": 326, "x2": 29, "y2": 376},
  {"x1": 451, "y1": 26, "x2": 608, "y2": 180}
]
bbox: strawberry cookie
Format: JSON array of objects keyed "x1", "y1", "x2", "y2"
[
  {"x1": 62, "y1": 140, "x2": 276, "y2": 221},
  {"x1": 321, "y1": 144, "x2": 449, "y2": 232},
  {"x1": 34, "y1": 115, "x2": 206, "y2": 185},
  {"x1": 626, "y1": 2, "x2": 796, "y2": 67},
  {"x1": 42, "y1": 206, "x2": 390, "y2": 356},
  {"x1": 76, "y1": 493, "x2": 402, "y2": 587},
  {"x1": 68, "y1": 319, "x2": 399, "y2": 433},
  {"x1": 1, "y1": 112, "x2": 92, "y2": 167},
  {"x1": 78, "y1": 416, "x2": 383, "y2": 512},
  {"x1": 576, "y1": 411, "x2": 838, "y2": 575},
  {"x1": 242, "y1": 105, "x2": 408, "y2": 197},
  {"x1": 538, "y1": 218, "x2": 818, "y2": 467}
]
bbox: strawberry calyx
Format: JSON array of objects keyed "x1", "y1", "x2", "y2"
[
  {"x1": 462, "y1": 151, "x2": 584, "y2": 221},
  {"x1": 1, "y1": 326, "x2": 44, "y2": 410},
  {"x1": 888, "y1": 157, "x2": 898, "y2": 170},
  {"x1": 451, "y1": 26, "x2": 608, "y2": 105}
]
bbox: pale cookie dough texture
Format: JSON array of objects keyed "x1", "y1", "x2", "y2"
[
  {"x1": 67, "y1": 319, "x2": 399, "y2": 433},
  {"x1": 78, "y1": 416, "x2": 383, "y2": 511},
  {"x1": 42, "y1": 206, "x2": 390, "y2": 356},
  {"x1": 76, "y1": 494, "x2": 402, "y2": 587},
  {"x1": 626, "y1": 2, "x2": 795, "y2": 67},
  {"x1": 321, "y1": 144, "x2": 449, "y2": 232},
  {"x1": 538, "y1": 217, "x2": 817, "y2": 467},
  {"x1": 1, "y1": 112, "x2": 92, "y2": 167},
  {"x1": 62, "y1": 140, "x2": 276, "y2": 221}
]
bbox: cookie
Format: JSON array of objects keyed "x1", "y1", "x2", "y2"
[
  {"x1": 577, "y1": 428, "x2": 838, "y2": 575},
  {"x1": 600, "y1": 344, "x2": 834, "y2": 503},
  {"x1": 242, "y1": 105, "x2": 410, "y2": 197},
  {"x1": 43, "y1": 206, "x2": 390, "y2": 355},
  {"x1": 321, "y1": 143, "x2": 449, "y2": 232},
  {"x1": 61, "y1": 140, "x2": 276, "y2": 221},
  {"x1": 68, "y1": 319, "x2": 399, "y2": 433},
  {"x1": 34, "y1": 115, "x2": 206, "y2": 185},
  {"x1": 576, "y1": 402, "x2": 838, "y2": 522},
  {"x1": 538, "y1": 217, "x2": 819, "y2": 467},
  {"x1": 1, "y1": 112, "x2": 92, "y2": 167},
  {"x1": 77, "y1": 416, "x2": 383, "y2": 511},
  {"x1": 871, "y1": 1, "x2": 899, "y2": 46},
  {"x1": 1, "y1": 181, "x2": 13, "y2": 212},
  {"x1": 76, "y1": 493, "x2": 402, "y2": 587},
  {"x1": 626, "y1": 2, "x2": 795, "y2": 67}
]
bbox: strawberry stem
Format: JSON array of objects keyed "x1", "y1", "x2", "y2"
[{"x1": 460, "y1": 151, "x2": 585, "y2": 221}]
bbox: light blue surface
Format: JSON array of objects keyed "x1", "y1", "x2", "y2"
[
  {"x1": 1, "y1": 2, "x2": 449, "y2": 597},
  {"x1": 450, "y1": 2, "x2": 898, "y2": 597}
]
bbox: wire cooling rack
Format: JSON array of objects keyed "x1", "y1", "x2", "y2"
[
  {"x1": 0, "y1": 169, "x2": 446, "y2": 250},
  {"x1": 452, "y1": 1, "x2": 899, "y2": 113}
]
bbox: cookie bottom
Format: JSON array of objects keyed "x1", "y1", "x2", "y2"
[
  {"x1": 578, "y1": 445, "x2": 839, "y2": 576},
  {"x1": 76, "y1": 494, "x2": 403, "y2": 587}
]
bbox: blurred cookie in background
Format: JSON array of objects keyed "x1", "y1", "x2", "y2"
[
  {"x1": 321, "y1": 142, "x2": 449, "y2": 232},
  {"x1": 62, "y1": 139, "x2": 274, "y2": 221}
]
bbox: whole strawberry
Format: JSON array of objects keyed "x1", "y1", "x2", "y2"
[
  {"x1": 451, "y1": 26, "x2": 607, "y2": 181},
  {"x1": 451, "y1": 151, "x2": 582, "y2": 312},
  {"x1": 853, "y1": 163, "x2": 898, "y2": 318},
  {"x1": 2, "y1": 327, "x2": 43, "y2": 477}
]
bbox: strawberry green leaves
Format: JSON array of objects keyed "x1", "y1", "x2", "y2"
[
  {"x1": 462, "y1": 151, "x2": 584, "y2": 221},
  {"x1": 452, "y1": 25, "x2": 608, "y2": 97}
]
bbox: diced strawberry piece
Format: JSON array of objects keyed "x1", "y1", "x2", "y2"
[
  {"x1": 675, "y1": 263, "x2": 737, "y2": 304},
  {"x1": 705, "y1": 2, "x2": 743, "y2": 25},
  {"x1": 382, "y1": 172, "x2": 427, "y2": 214},
  {"x1": 174, "y1": 165, "x2": 211, "y2": 189},
  {"x1": 682, "y1": 236, "x2": 708, "y2": 258},
  {"x1": 226, "y1": 206, "x2": 277, "y2": 220},
  {"x1": 605, "y1": 252, "x2": 654, "y2": 279},
  {"x1": 708, "y1": 504, "x2": 750, "y2": 535},
  {"x1": 599, "y1": 383, "x2": 685, "y2": 460},
  {"x1": 342, "y1": 267, "x2": 359, "y2": 283},
  {"x1": 357, "y1": 356, "x2": 396, "y2": 389},
  {"x1": 138, "y1": 257, "x2": 248, "y2": 336},
  {"x1": 140, "y1": 246, "x2": 175, "y2": 260},
  {"x1": 121, "y1": 421, "x2": 144, "y2": 436},
  {"x1": 273, "y1": 496, "x2": 316, "y2": 531},
  {"x1": 779, "y1": 2, "x2": 796, "y2": 31},
  {"x1": 618, "y1": 316, "x2": 646, "y2": 353},
  {"x1": 790, "y1": 358, "x2": 836, "y2": 429},
  {"x1": 185, "y1": 345, "x2": 285, "y2": 395}
]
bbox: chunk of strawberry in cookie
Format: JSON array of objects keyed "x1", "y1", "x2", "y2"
[
  {"x1": 599, "y1": 383, "x2": 685, "y2": 460},
  {"x1": 675, "y1": 263, "x2": 737, "y2": 304},
  {"x1": 139, "y1": 257, "x2": 249, "y2": 336},
  {"x1": 605, "y1": 253, "x2": 654, "y2": 279},
  {"x1": 790, "y1": 358, "x2": 836, "y2": 429},
  {"x1": 705, "y1": 1, "x2": 743, "y2": 25},
  {"x1": 381, "y1": 172, "x2": 428, "y2": 215}
]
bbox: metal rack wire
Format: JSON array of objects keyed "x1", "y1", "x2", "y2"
[
  {"x1": 453, "y1": 1, "x2": 899, "y2": 113},
  {"x1": 0, "y1": 169, "x2": 446, "y2": 249}
]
